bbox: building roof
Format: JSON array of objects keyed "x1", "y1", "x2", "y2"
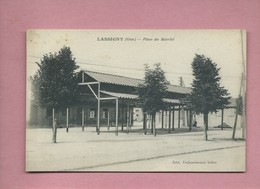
[
  {"x1": 100, "y1": 90, "x2": 138, "y2": 99},
  {"x1": 82, "y1": 70, "x2": 191, "y2": 94},
  {"x1": 167, "y1": 85, "x2": 191, "y2": 94},
  {"x1": 84, "y1": 70, "x2": 143, "y2": 87},
  {"x1": 100, "y1": 90, "x2": 181, "y2": 104}
]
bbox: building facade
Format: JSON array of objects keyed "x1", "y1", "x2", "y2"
[
  {"x1": 29, "y1": 70, "x2": 189, "y2": 128},
  {"x1": 29, "y1": 70, "x2": 238, "y2": 131}
]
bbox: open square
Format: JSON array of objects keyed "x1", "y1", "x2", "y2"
[{"x1": 26, "y1": 125, "x2": 245, "y2": 172}]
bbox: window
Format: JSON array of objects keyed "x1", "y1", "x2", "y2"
[
  {"x1": 102, "y1": 109, "x2": 108, "y2": 119},
  {"x1": 89, "y1": 109, "x2": 95, "y2": 118}
]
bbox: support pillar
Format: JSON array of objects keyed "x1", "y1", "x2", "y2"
[
  {"x1": 121, "y1": 102, "x2": 124, "y2": 131},
  {"x1": 232, "y1": 107, "x2": 239, "y2": 139},
  {"x1": 178, "y1": 106, "x2": 181, "y2": 128},
  {"x1": 81, "y1": 71, "x2": 85, "y2": 132},
  {"x1": 115, "y1": 98, "x2": 118, "y2": 136},
  {"x1": 66, "y1": 108, "x2": 69, "y2": 132},
  {"x1": 52, "y1": 108, "x2": 55, "y2": 130},
  {"x1": 82, "y1": 106, "x2": 84, "y2": 131},
  {"x1": 107, "y1": 110, "x2": 110, "y2": 130},
  {"x1": 168, "y1": 110, "x2": 171, "y2": 133},
  {"x1": 127, "y1": 103, "x2": 129, "y2": 134},
  {"x1": 97, "y1": 83, "x2": 100, "y2": 135},
  {"x1": 129, "y1": 107, "x2": 132, "y2": 128},
  {"x1": 172, "y1": 106, "x2": 175, "y2": 131},
  {"x1": 165, "y1": 110, "x2": 168, "y2": 128}
]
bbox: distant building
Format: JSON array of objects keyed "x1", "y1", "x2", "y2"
[{"x1": 195, "y1": 98, "x2": 240, "y2": 128}]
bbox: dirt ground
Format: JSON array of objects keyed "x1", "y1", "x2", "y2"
[{"x1": 26, "y1": 125, "x2": 245, "y2": 172}]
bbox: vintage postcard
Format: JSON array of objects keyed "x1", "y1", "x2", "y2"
[{"x1": 26, "y1": 29, "x2": 246, "y2": 172}]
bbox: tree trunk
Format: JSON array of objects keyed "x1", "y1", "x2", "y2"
[
  {"x1": 153, "y1": 115, "x2": 156, "y2": 136},
  {"x1": 143, "y1": 112, "x2": 147, "y2": 135},
  {"x1": 221, "y1": 109, "x2": 224, "y2": 130},
  {"x1": 52, "y1": 108, "x2": 57, "y2": 143},
  {"x1": 151, "y1": 114, "x2": 153, "y2": 133},
  {"x1": 178, "y1": 106, "x2": 181, "y2": 128},
  {"x1": 161, "y1": 111, "x2": 164, "y2": 129},
  {"x1": 53, "y1": 126, "x2": 57, "y2": 143},
  {"x1": 126, "y1": 105, "x2": 129, "y2": 134},
  {"x1": 189, "y1": 110, "x2": 192, "y2": 132},
  {"x1": 148, "y1": 115, "x2": 151, "y2": 129},
  {"x1": 203, "y1": 113, "x2": 208, "y2": 141},
  {"x1": 182, "y1": 107, "x2": 185, "y2": 127}
]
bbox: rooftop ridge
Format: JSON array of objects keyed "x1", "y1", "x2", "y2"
[
  {"x1": 81, "y1": 69, "x2": 191, "y2": 89},
  {"x1": 82, "y1": 69, "x2": 144, "y2": 81}
]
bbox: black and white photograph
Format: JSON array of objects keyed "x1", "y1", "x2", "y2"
[{"x1": 26, "y1": 29, "x2": 246, "y2": 172}]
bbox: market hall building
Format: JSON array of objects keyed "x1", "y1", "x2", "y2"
[{"x1": 29, "y1": 70, "x2": 237, "y2": 133}]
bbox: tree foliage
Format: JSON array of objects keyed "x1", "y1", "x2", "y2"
[
  {"x1": 185, "y1": 54, "x2": 231, "y2": 140},
  {"x1": 31, "y1": 47, "x2": 79, "y2": 110},
  {"x1": 185, "y1": 54, "x2": 231, "y2": 114},
  {"x1": 137, "y1": 63, "x2": 170, "y2": 116}
]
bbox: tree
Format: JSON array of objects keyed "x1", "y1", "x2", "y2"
[
  {"x1": 137, "y1": 63, "x2": 170, "y2": 136},
  {"x1": 185, "y1": 54, "x2": 231, "y2": 140},
  {"x1": 31, "y1": 46, "x2": 79, "y2": 142}
]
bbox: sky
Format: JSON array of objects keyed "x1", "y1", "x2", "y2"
[{"x1": 27, "y1": 29, "x2": 246, "y2": 99}]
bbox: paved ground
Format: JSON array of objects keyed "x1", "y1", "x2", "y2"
[{"x1": 26, "y1": 125, "x2": 245, "y2": 172}]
